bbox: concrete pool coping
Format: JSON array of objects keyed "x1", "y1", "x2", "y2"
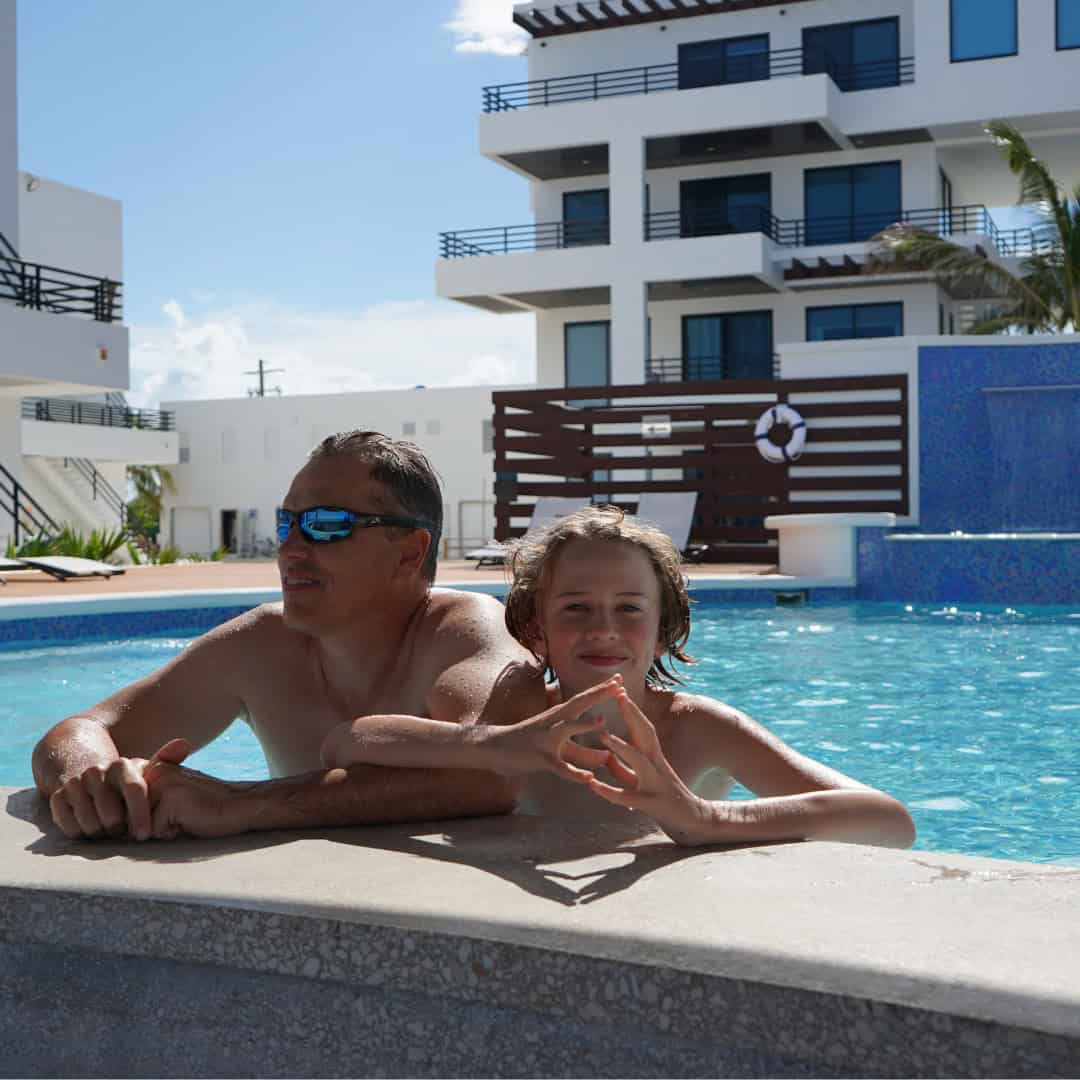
[{"x1": 1, "y1": 792, "x2": 1078, "y2": 1076}]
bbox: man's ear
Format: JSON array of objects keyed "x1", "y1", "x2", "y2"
[{"x1": 394, "y1": 527, "x2": 432, "y2": 577}]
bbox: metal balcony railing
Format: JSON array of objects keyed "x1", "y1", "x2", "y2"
[
  {"x1": 482, "y1": 49, "x2": 914, "y2": 112},
  {"x1": 645, "y1": 205, "x2": 781, "y2": 242},
  {"x1": 0, "y1": 230, "x2": 123, "y2": 323},
  {"x1": 646, "y1": 354, "x2": 780, "y2": 383},
  {"x1": 22, "y1": 398, "x2": 176, "y2": 431},
  {"x1": 440, "y1": 219, "x2": 610, "y2": 258}
]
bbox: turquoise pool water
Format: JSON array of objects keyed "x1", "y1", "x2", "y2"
[{"x1": 2, "y1": 601, "x2": 1077, "y2": 863}]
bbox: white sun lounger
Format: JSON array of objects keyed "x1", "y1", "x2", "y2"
[
  {"x1": 0, "y1": 557, "x2": 27, "y2": 585},
  {"x1": 634, "y1": 492, "x2": 707, "y2": 562},
  {"x1": 11, "y1": 556, "x2": 125, "y2": 581},
  {"x1": 465, "y1": 497, "x2": 589, "y2": 568}
]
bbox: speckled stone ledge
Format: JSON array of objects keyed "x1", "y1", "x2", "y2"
[{"x1": 2, "y1": 787, "x2": 1079, "y2": 1078}]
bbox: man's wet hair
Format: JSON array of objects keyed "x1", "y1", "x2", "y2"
[
  {"x1": 308, "y1": 431, "x2": 443, "y2": 582},
  {"x1": 504, "y1": 505, "x2": 695, "y2": 688}
]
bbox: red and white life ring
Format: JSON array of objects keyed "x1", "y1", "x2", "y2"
[{"x1": 754, "y1": 404, "x2": 807, "y2": 463}]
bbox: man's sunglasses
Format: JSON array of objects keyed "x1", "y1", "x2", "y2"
[{"x1": 276, "y1": 507, "x2": 432, "y2": 544}]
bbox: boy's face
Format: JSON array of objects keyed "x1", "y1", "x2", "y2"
[{"x1": 535, "y1": 538, "x2": 663, "y2": 691}]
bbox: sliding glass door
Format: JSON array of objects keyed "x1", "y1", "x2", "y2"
[
  {"x1": 682, "y1": 312, "x2": 773, "y2": 381},
  {"x1": 805, "y1": 162, "x2": 901, "y2": 244}
]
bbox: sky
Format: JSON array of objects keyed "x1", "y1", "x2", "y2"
[{"x1": 16, "y1": 0, "x2": 534, "y2": 406}]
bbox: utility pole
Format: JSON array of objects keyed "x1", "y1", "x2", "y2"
[{"x1": 245, "y1": 358, "x2": 284, "y2": 397}]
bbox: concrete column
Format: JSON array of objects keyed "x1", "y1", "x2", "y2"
[
  {"x1": 0, "y1": 0, "x2": 18, "y2": 253},
  {"x1": 608, "y1": 135, "x2": 647, "y2": 386},
  {"x1": 0, "y1": 395, "x2": 23, "y2": 548}
]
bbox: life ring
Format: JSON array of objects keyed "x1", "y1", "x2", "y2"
[{"x1": 754, "y1": 404, "x2": 807, "y2": 463}]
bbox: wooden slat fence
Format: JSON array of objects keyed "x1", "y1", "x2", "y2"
[{"x1": 492, "y1": 374, "x2": 909, "y2": 563}]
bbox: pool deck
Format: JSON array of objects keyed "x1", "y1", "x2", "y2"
[{"x1": 0, "y1": 557, "x2": 785, "y2": 599}]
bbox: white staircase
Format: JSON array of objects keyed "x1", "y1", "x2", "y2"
[{"x1": 22, "y1": 456, "x2": 128, "y2": 539}]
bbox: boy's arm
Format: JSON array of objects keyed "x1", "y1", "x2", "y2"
[{"x1": 589, "y1": 691, "x2": 915, "y2": 849}]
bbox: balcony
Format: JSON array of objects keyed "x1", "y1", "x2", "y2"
[
  {"x1": 439, "y1": 219, "x2": 609, "y2": 258},
  {"x1": 1, "y1": 234, "x2": 123, "y2": 323},
  {"x1": 482, "y1": 49, "x2": 914, "y2": 113},
  {"x1": 21, "y1": 398, "x2": 179, "y2": 465},
  {"x1": 646, "y1": 354, "x2": 779, "y2": 383}
]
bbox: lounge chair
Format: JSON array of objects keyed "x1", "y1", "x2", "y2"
[
  {"x1": 0, "y1": 557, "x2": 26, "y2": 585},
  {"x1": 465, "y1": 497, "x2": 589, "y2": 568},
  {"x1": 11, "y1": 556, "x2": 125, "y2": 581},
  {"x1": 634, "y1": 492, "x2": 708, "y2": 563}
]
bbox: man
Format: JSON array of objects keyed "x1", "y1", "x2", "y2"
[{"x1": 33, "y1": 431, "x2": 547, "y2": 842}]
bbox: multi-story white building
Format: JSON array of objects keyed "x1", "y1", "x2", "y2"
[
  {"x1": 0, "y1": 1, "x2": 176, "y2": 552},
  {"x1": 436, "y1": 0, "x2": 1080, "y2": 387}
]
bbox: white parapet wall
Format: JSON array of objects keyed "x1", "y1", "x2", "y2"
[{"x1": 765, "y1": 512, "x2": 896, "y2": 580}]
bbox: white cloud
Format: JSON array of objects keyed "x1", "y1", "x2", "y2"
[
  {"x1": 444, "y1": 0, "x2": 528, "y2": 56},
  {"x1": 128, "y1": 296, "x2": 535, "y2": 409}
]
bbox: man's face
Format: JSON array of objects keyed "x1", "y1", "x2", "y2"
[{"x1": 276, "y1": 458, "x2": 428, "y2": 634}]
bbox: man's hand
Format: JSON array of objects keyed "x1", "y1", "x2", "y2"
[
  {"x1": 49, "y1": 739, "x2": 191, "y2": 842},
  {"x1": 144, "y1": 742, "x2": 252, "y2": 840},
  {"x1": 484, "y1": 677, "x2": 621, "y2": 780},
  {"x1": 586, "y1": 689, "x2": 713, "y2": 846}
]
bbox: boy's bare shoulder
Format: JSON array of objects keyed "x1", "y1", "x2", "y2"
[{"x1": 665, "y1": 690, "x2": 751, "y2": 729}]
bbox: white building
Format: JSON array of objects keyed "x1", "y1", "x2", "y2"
[
  {"x1": 159, "y1": 386, "x2": 505, "y2": 558},
  {"x1": 0, "y1": 0, "x2": 176, "y2": 552},
  {"x1": 436, "y1": 0, "x2": 1080, "y2": 386}
]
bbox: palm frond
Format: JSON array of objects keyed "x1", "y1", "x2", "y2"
[{"x1": 985, "y1": 121, "x2": 1063, "y2": 216}]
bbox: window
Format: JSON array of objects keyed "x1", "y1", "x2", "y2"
[
  {"x1": 1059, "y1": 0, "x2": 1080, "y2": 49},
  {"x1": 426, "y1": 418, "x2": 441, "y2": 436},
  {"x1": 402, "y1": 421, "x2": 416, "y2": 436},
  {"x1": 263, "y1": 427, "x2": 279, "y2": 462},
  {"x1": 803, "y1": 18, "x2": 900, "y2": 91},
  {"x1": 562, "y1": 189, "x2": 609, "y2": 248},
  {"x1": 680, "y1": 174, "x2": 771, "y2": 238},
  {"x1": 682, "y1": 312, "x2": 773, "y2": 381},
  {"x1": 804, "y1": 162, "x2": 901, "y2": 244},
  {"x1": 678, "y1": 34, "x2": 770, "y2": 89},
  {"x1": 481, "y1": 419, "x2": 493, "y2": 453},
  {"x1": 806, "y1": 303, "x2": 904, "y2": 341},
  {"x1": 221, "y1": 427, "x2": 236, "y2": 465},
  {"x1": 950, "y1": 0, "x2": 1017, "y2": 61}
]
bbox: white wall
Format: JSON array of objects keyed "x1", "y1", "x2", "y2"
[
  {"x1": 21, "y1": 419, "x2": 178, "y2": 464},
  {"x1": 17, "y1": 174, "x2": 123, "y2": 281},
  {"x1": 161, "y1": 386, "x2": 511, "y2": 556},
  {"x1": 0, "y1": 0, "x2": 17, "y2": 252},
  {"x1": 0, "y1": 303, "x2": 129, "y2": 393}
]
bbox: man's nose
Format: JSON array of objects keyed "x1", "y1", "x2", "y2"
[{"x1": 277, "y1": 523, "x2": 308, "y2": 558}]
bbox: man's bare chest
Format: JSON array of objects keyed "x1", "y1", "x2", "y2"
[{"x1": 240, "y1": 659, "x2": 432, "y2": 778}]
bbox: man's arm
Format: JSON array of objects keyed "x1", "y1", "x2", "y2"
[{"x1": 32, "y1": 608, "x2": 256, "y2": 840}]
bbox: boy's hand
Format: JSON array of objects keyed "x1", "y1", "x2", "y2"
[
  {"x1": 486, "y1": 677, "x2": 621, "y2": 781},
  {"x1": 586, "y1": 689, "x2": 713, "y2": 846}
]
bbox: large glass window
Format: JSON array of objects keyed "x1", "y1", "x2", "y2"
[
  {"x1": 804, "y1": 162, "x2": 901, "y2": 244},
  {"x1": 565, "y1": 321, "x2": 609, "y2": 407},
  {"x1": 951, "y1": 0, "x2": 1017, "y2": 61},
  {"x1": 1059, "y1": 0, "x2": 1080, "y2": 49},
  {"x1": 562, "y1": 189, "x2": 609, "y2": 248},
  {"x1": 803, "y1": 18, "x2": 900, "y2": 90},
  {"x1": 680, "y1": 174, "x2": 771, "y2": 238},
  {"x1": 806, "y1": 303, "x2": 903, "y2": 341},
  {"x1": 682, "y1": 312, "x2": 773, "y2": 381},
  {"x1": 679, "y1": 34, "x2": 770, "y2": 89}
]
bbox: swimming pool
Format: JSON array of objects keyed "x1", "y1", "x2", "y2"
[{"x1": 2, "y1": 598, "x2": 1076, "y2": 863}]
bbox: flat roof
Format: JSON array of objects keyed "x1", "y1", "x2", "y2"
[{"x1": 514, "y1": 0, "x2": 818, "y2": 39}]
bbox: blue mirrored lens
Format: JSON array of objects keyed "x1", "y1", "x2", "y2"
[{"x1": 301, "y1": 509, "x2": 354, "y2": 541}]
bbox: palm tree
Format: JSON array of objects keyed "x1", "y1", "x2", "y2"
[
  {"x1": 126, "y1": 464, "x2": 176, "y2": 541},
  {"x1": 871, "y1": 121, "x2": 1080, "y2": 334}
]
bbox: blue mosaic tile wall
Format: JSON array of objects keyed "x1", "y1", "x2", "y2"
[
  {"x1": 856, "y1": 340, "x2": 1080, "y2": 604},
  {"x1": 0, "y1": 606, "x2": 255, "y2": 648}
]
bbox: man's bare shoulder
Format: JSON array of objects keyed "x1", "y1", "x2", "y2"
[
  {"x1": 188, "y1": 602, "x2": 309, "y2": 669},
  {"x1": 419, "y1": 589, "x2": 522, "y2": 653}
]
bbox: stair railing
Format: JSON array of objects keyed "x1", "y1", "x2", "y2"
[
  {"x1": 0, "y1": 460, "x2": 60, "y2": 548},
  {"x1": 62, "y1": 457, "x2": 128, "y2": 530}
]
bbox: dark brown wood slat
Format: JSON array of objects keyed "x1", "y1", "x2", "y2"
[
  {"x1": 795, "y1": 425, "x2": 904, "y2": 443},
  {"x1": 553, "y1": 5, "x2": 578, "y2": 25},
  {"x1": 793, "y1": 451, "x2": 906, "y2": 467},
  {"x1": 788, "y1": 476, "x2": 905, "y2": 492},
  {"x1": 577, "y1": 3, "x2": 603, "y2": 24}
]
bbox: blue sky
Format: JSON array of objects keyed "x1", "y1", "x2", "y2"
[{"x1": 17, "y1": 0, "x2": 535, "y2": 404}]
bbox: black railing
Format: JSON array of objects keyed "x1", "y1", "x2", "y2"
[
  {"x1": 646, "y1": 354, "x2": 779, "y2": 383},
  {"x1": 0, "y1": 460, "x2": 59, "y2": 548},
  {"x1": 0, "y1": 231, "x2": 123, "y2": 322},
  {"x1": 440, "y1": 219, "x2": 609, "y2": 257},
  {"x1": 22, "y1": 398, "x2": 175, "y2": 431},
  {"x1": 645, "y1": 205, "x2": 781, "y2": 242},
  {"x1": 482, "y1": 49, "x2": 914, "y2": 112},
  {"x1": 63, "y1": 457, "x2": 127, "y2": 529}
]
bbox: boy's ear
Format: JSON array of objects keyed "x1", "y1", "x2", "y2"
[{"x1": 526, "y1": 619, "x2": 547, "y2": 660}]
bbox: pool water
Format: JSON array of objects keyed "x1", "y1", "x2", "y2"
[{"x1": 2, "y1": 601, "x2": 1077, "y2": 863}]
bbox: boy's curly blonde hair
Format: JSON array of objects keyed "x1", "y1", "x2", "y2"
[{"x1": 504, "y1": 505, "x2": 695, "y2": 688}]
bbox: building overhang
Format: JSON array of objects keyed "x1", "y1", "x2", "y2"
[{"x1": 512, "y1": 0, "x2": 817, "y2": 39}]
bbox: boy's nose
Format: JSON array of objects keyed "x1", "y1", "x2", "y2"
[{"x1": 585, "y1": 611, "x2": 618, "y2": 636}]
